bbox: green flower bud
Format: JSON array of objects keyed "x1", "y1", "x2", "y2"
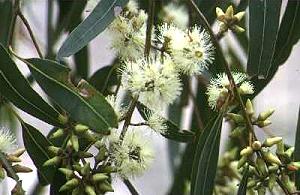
[
  {"x1": 284, "y1": 147, "x2": 295, "y2": 158},
  {"x1": 263, "y1": 137, "x2": 283, "y2": 147},
  {"x1": 95, "y1": 147, "x2": 108, "y2": 162},
  {"x1": 99, "y1": 181, "x2": 114, "y2": 192},
  {"x1": 257, "y1": 186, "x2": 266, "y2": 195},
  {"x1": 92, "y1": 173, "x2": 109, "y2": 182},
  {"x1": 59, "y1": 168, "x2": 74, "y2": 178},
  {"x1": 58, "y1": 114, "x2": 68, "y2": 125},
  {"x1": 225, "y1": 5, "x2": 234, "y2": 18},
  {"x1": 226, "y1": 113, "x2": 245, "y2": 124},
  {"x1": 0, "y1": 167, "x2": 5, "y2": 180},
  {"x1": 74, "y1": 124, "x2": 89, "y2": 134},
  {"x1": 257, "y1": 120, "x2": 272, "y2": 128},
  {"x1": 268, "y1": 174, "x2": 276, "y2": 190},
  {"x1": 7, "y1": 155, "x2": 22, "y2": 163},
  {"x1": 70, "y1": 134, "x2": 79, "y2": 152},
  {"x1": 78, "y1": 151, "x2": 93, "y2": 158},
  {"x1": 43, "y1": 156, "x2": 61, "y2": 167},
  {"x1": 268, "y1": 164, "x2": 279, "y2": 173},
  {"x1": 256, "y1": 158, "x2": 268, "y2": 177},
  {"x1": 216, "y1": 7, "x2": 225, "y2": 21},
  {"x1": 81, "y1": 162, "x2": 90, "y2": 176},
  {"x1": 59, "y1": 178, "x2": 79, "y2": 192},
  {"x1": 48, "y1": 146, "x2": 63, "y2": 155},
  {"x1": 240, "y1": 146, "x2": 253, "y2": 157},
  {"x1": 73, "y1": 164, "x2": 82, "y2": 173},
  {"x1": 276, "y1": 140, "x2": 285, "y2": 154},
  {"x1": 282, "y1": 174, "x2": 295, "y2": 192},
  {"x1": 246, "y1": 99, "x2": 254, "y2": 116},
  {"x1": 12, "y1": 165, "x2": 32, "y2": 173},
  {"x1": 72, "y1": 187, "x2": 82, "y2": 195},
  {"x1": 230, "y1": 126, "x2": 246, "y2": 138},
  {"x1": 237, "y1": 156, "x2": 247, "y2": 169},
  {"x1": 247, "y1": 179, "x2": 257, "y2": 188},
  {"x1": 11, "y1": 148, "x2": 26, "y2": 157},
  {"x1": 50, "y1": 128, "x2": 64, "y2": 139},
  {"x1": 249, "y1": 165, "x2": 259, "y2": 176},
  {"x1": 234, "y1": 11, "x2": 245, "y2": 21},
  {"x1": 85, "y1": 185, "x2": 96, "y2": 195},
  {"x1": 231, "y1": 25, "x2": 245, "y2": 33},
  {"x1": 82, "y1": 132, "x2": 96, "y2": 143},
  {"x1": 258, "y1": 109, "x2": 275, "y2": 121},
  {"x1": 102, "y1": 166, "x2": 117, "y2": 173},
  {"x1": 263, "y1": 152, "x2": 282, "y2": 165},
  {"x1": 252, "y1": 141, "x2": 262, "y2": 151}
]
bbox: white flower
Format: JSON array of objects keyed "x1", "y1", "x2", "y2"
[
  {"x1": 162, "y1": 3, "x2": 189, "y2": 29},
  {"x1": 0, "y1": 127, "x2": 16, "y2": 153},
  {"x1": 109, "y1": 4, "x2": 147, "y2": 60},
  {"x1": 120, "y1": 57, "x2": 182, "y2": 109},
  {"x1": 207, "y1": 72, "x2": 254, "y2": 109},
  {"x1": 105, "y1": 95, "x2": 125, "y2": 119},
  {"x1": 107, "y1": 130, "x2": 153, "y2": 178},
  {"x1": 146, "y1": 111, "x2": 167, "y2": 134},
  {"x1": 157, "y1": 24, "x2": 214, "y2": 75}
]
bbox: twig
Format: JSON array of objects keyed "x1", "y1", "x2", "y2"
[
  {"x1": 123, "y1": 179, "x2": 139, "y2": 195},
  {"x1": 277, "y1": 178, "x2": 292, "y2": 195},
  {"x1": 144, "y1": 0, "x2": 155, "y2": 58},
  {"x1": 7, "y1": 0, "x2": 20, "y2": 47},
  {"x1": 129, "y1": 122, "x2": 148, "y2": 126},
  {"x1": 17, "y1": 10, "x2": 43, "y2": 58}
]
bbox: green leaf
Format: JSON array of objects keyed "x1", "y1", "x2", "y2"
[
  {"x1": 74, "y1": 45, "x2": 89, "y2": 80},
  {"x1": 237, "y1": 166, "x2": 249, "y2": 195},
  {"x1": 88, "y1": 64, "x2": 119, "y2": 96},
  {"x1": 57, "y1": 0, "x2": 129, "y2": 59},
  {"x1": 294, "y1": 107, "x2": 300, "y2": 190},
  {"x1": 0, "y1": 1, "x2": 13, "y2": 46},
  {"x1": 24, "y1": 58, "x2": 118, "y2": 133},
  {"x1": 22, "y1": 122, "x2": 55, "y2": 185},
  {"x1": 191, "y1": 112, "x2": 224, "y2": 195},
  {"x1": 0, "y1": 44, "x2": 63, "y2": 127},
  {"x1": 50, "y1": 170, "x2": 70, "y2": 195},
  {"x1": 247, "y1": 0, "x2": 282, "y2": 78},
  {"x1": 137, "y1": 103, "x2": 194, "y2": 143},
  {"x1": 273, "y1": 0, "x2": 300, "y2": 66}
]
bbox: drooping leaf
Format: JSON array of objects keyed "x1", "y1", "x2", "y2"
[
  {"x1": 0, "y1": 1, "x2": 13, "y2": 46},
  {"x1": 294, "y1": 107, "x2": 300, "y2": 190},
  {"x1": 22, "y1": 122, "x2": 55, "y2": 185},
  {"x1": 137, "y1": 103, "x2": 195, "y2": 143},
  {"x1": 57, "y1": 0, "x2": 129, "y2": 59},
  {"x1": 191, "y1": 112, "x2": 224, "y2": 195},
  {"x1": 273, "y1": 0, "x2": 300, "y2": 66},
  {"x1": 24, "y1": 58, "x2": 118, "y2": 133},
  {"x1": 74, "y1": 45, "x2": 89, "y2": 80},
  {"x1": 247, "y1": 0, "x2": 282, "y2": 78},
  {"x1": 0, "y1": 44, "x2": 63, "y2": 127},
  {"x1": 88, "y1": 63, "x2": 119, "y2": 96},
  {"x1": 237, "y1": 166, "x2": 249, "y2": 195}
]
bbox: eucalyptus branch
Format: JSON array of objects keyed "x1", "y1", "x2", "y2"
[
  {"x1": 130, "y1": 122, "x2": 148, "y2": 126},
  {"x1": 123, "y1": 179, "x2": 140, "y2": 195},
  {"x1": 144, "y1": 0, "x2": 155, "y2": 58},
  {"x1": 17, "y1": 9, "x2": 43, "y2": 58},
  {"x1": 188, "y1": 0, "x2": 256, "y2": 145}
]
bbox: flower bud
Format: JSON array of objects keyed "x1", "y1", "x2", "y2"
[
  {"x1": 288, "y1": 162, "x2": 300, "y2": 171},
  {"x1": 59, "y1": 178, "x2": 79, "y2": 192},
  {"x1": 231, "y1": 25, "x2": 245, "y2": 33},
  {"x1": 11, "y1": 148, "x2": 26, "y2": 157},
  {"x1": 282, "y1": 174, "x2": 295, "y2": 193},
  {"x1": 246, "y1": 99, "x2": 254, "y2": 116},
  {"x1": 85, "y1": 185, "x2": 96, "y2": 195},
  {"x1": 43, "y1": 156, "x2": 61, "y2": 167},
  {"x1": 92, "y1": 173, "x2": 109, "y2": 182},
  {"x1": 257, "y1": 186, "x2": 266, "y2": 195},
  {"x1": 78, "y1": 151, "x2": 93, "y2": 158},
  {"x1": 257, "y1": 120, "x2": 272, "y2": 128},
  {"x1": 48, "y1": 146, "x2": 63, "y2": 155},
  {"x1": 247, "y1": 179, "x2": 256, "y2": 188},
  {"x1": 268, "y1": 164, "x2": 279, "y2": 173},
  {"x1": 276, "y1": 140, "x2": 285, "y2": 154},
  {"x1": 50, "y1": 129, "x2": 64, "y2": 139},
  {"x1": 230, "y1": 126, "x2": 246, "y2": 138},
  {"x1": 237, "y1": 156, "x2": 247, "y2": 169},
  {"x1": 74, "y1": 124, "x2": 89, "y2": 134},
  {"x1": 263, "y1": 152, "x2": 282, "y2": 165},
  {"x1": 225, "y1": 5, "x2": 234, "y2": 18},
  {"x1": 256, "y1": 158, "x2": 268, "y2": 177},
  {"x1": 81, "y1": 163, "x2": 90, "y2": 176},
  {"x1": 226, "y1": 113, "x2": 245, "y2": 124},
  {"x1": 252, "y1": 141, "x2": 262, "y2": 151},
  {"x1": 249, "y1": 165, "x2": 259, "y2": 176},
  {"x1": 72, "y1": 187, "x2": 81, "y2": 195},
  {"x1": 284, "y1": 147, "x2": 295, "y2": 158},
  {"x1": 0, "y1": 167, "x2": 5, "y2": 180},
  {"x1": 58, "y1": 114, "x2": 68, "y2": 125},
  {"x1": 268, "y1": 174, "x2": 276, "y2": 190},
  {"x1": 59, "y1": 168, "x2": 74, "y2": 178},
  {"x1": 7, "y1": 155, "x2": 22, "y2": 163},
  {"x1": 240, "y1": 146, "x2": 253, "y2": 157},
  {"x1": 12, "y1": 165, "x2": 32, "y2": 173},
  {"x1": 82, "y1": 132, "x2": 96, "y2": 143},
  {"x1": 234, "y1": 11, "x2": 245, "y2": 21},
  {"x1": 263, "y1": 137, "x2": 282, "y2": 147},
  {"x1": 98, "y1": 181, "x2": 114, "y2": 192},
  {"x1": 70, "y1": 134, "x2": 79, "y2": 152},
  {"x1": 258, "y1": 109, "x2": 275, "y2": 121},
  {"x1": 216, "y1": 7, "x2": 225, "y2": 21},
  {"x1": 73, "y1": 164, "x2": 82, "y2": 173}
]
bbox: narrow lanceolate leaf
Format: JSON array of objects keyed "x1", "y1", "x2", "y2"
[
  {"x1": 294, "y1": 107, "x2": 300, "y2": 190},
  {"x1": 191, "y1": 112, "x2": 224, "y2": 195},
  {"x1": 0, "y1": 44, "x2": 63, "y2": 127},
  {"x1": 0, "y1": 1, "x2": 13, "y2": 45},
  {"x1": 247, "y1": 0, "x2": 282, "y2": 78},
  {"x1": 22, "y1": 122, "x2": 55, "y2": 185},
  {"x1": 237, "y1": 166, "x2": 249, "y2": 195},
  {"x1": 57, "y1": 0, "x2": 129, "y2": 59},
  {"x1": 137, "y1": 103, "x2": 195, "y2": 143},
  {"x1": 24, "y1": 58, "x2": 118, "y2": 133},
  {"x1": 273, "y1": 0, "x2": 300, "y2": 66}
]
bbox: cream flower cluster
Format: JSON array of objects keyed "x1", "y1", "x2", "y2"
[
  {"x1": 0, "y1": 127, "x2": 16, "y2": 153},
  {"x1": 207, "y1": 72, "x2": 254, "y2": 109}
]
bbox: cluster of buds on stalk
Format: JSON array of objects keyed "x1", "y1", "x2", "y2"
[
  {"x1": 216, "y1": 5, "x2": 245, "y2": 35},
  {"x1": 238, "y1": 137, "x2": 299, "y2": 194}
]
